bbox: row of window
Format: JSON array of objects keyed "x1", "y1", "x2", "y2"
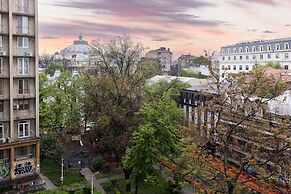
[
  {"x1": 222, "y1": 43, "x2": 290, "y2": 54},
  {"x1": 0, "y1": 79, "x2": 31, "y2": 95},
  {"x1": 0, "y1": 14, "x2": 29, "y2": 33},
  {"x1": 221, "y1": 64, "x2": 289, "y2": 71},
  {"x1": 0, "y1": 57, "x2": 30, "y2": 75},
  {"x1": 0, "y1": 36, "x2": 30, "y2": 48},
  {"x1": 222, "y1": 53, "x2": 289, "y2": 61},
  {"x1": 0, "y1": 100, "x2": 29, "y2": 112},
  {"x1": 0, "y1": 120, "x2": 30, "y2": 140}
]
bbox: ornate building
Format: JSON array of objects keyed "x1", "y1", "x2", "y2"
[{"x1": 53, "y1": 34, "x2": 96, "y2": 72}]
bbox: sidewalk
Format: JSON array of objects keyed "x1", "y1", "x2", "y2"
[
  {"x1": 40, "y1": 173, "x2": 57, "y2": 190},
  {"x1": 80, "y1": 168, "x2": 124, "y2": 194}
]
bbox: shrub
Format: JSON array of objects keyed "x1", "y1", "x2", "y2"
[{"x1": 92, "y1": 155, "x2": 106, "y2": 171}]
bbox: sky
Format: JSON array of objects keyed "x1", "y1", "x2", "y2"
[{"x1": 39, "y1": 0, "x2": 291, "y2": 59}]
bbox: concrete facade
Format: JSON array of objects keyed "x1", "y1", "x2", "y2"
[
  {"x1": 146, "y1": 47, "x2": 172, "y2": 75},
  {"x1": 0, "y1": 0, "x2": 40, "y2": 188}
]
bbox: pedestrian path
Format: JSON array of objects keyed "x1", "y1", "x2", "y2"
[
  {"x1": 40, "y1": 173, "x2": 57, "y2": 190},
  {"x1": 80, "y1": 168, "x2": 124, "y2": 194}
]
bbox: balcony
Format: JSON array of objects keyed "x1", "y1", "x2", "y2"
[
  {"x1": 15, "y1": 48, "x2": 33, "y2": 57},
  {"x1": 16, "y1": 26, "x2": 29, "y2": 35}
]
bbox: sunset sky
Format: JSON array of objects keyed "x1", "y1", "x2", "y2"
[{"x1": 39, "y1": 0, "x2": 291, "y2": 59}]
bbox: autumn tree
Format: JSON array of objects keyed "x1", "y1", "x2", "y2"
[{"x1": 186, "y1": 54, "x2": 291, "y2": 193}]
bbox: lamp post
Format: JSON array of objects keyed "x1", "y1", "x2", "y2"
[
  {"x1": 60, "y1": 156, "x2": 64, "y2": 184},
  {"x1": 91, "y1": 171, "x2": 99, "y2": 194}
]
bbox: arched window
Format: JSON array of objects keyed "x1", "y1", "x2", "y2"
[
  {"x1": 259, "y1": 45, "x2": 263, "y2": 52},
  {"x1": 239, "y1": 47, "x2": 243, "y2": 53},
  {"x1": 276, "y1": 44, "x2": 280, "y2": 51},
  {"x1": 233, "y1": 48, "x2": 237, "y2": 53},
  {"x1": 284, "y1": 43, "x2": 289, "y2": 50},
  {"x1": 221, "y1": 49, "x2": 225, "y2": 54},
  {"x1": 228, "y1": 48, "x2": 231, "y2": 53},
  {"x1": 245, "y1": 47, "x2": 249, "y2": 52},
  {"x1": 267, "y1": 45, "x2": 272, "y2": 51},
  {"x1": 252, "y1": 46, "x2": 256, "y2": 52}
]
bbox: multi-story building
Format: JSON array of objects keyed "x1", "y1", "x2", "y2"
[
  {"x1": 219, "y1": 37, "x2": 291, "y2": 80},
  {"x1": 146, "y1": 47, "x2": 172, "y2": 75},
  {"x1": 0, "y1": 0, "x2": 40, "y2": 190},
  {"x1": 177, "y1": 54, "x2": 196, "y2": 68}
]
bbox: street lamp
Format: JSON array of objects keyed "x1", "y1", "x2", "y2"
[
  {"x1": 91, "y1": 171, "x2": 99, "y2": 194},
  {"x1": 60, "y1": 156, "x2": 64, "y2": 184}
]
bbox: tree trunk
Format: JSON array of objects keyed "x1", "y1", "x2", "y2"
[
  {"x1": 227, "y1": 181, "x2": 234, "y2": 194},
  {"x1": 135, "y1": 175, "x2": 138, "y2": 194},
  {"x1": 123, "y1": 168, "x2": 132, "y2": 192}
]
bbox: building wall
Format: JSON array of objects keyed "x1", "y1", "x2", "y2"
[
  {"x1": 0, "y1": 0, "x2": 39, "y2": 185},
  {"x1": 219, "y1": 38, "x2": 291, "y2": 80},
  {"x1": 146, "y1": 47, "x2": 172, "y2": 75}
]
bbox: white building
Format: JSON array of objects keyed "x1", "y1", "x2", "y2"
[
  {"x1": 53, "y1": 34, "x2": 96, "y2": 71},
  {"x1": 146, "y1": 47, "x2": 172, "y2": 75},
  {"x1": 219, "y1": 37, "x2": 291, "y2": 80}
]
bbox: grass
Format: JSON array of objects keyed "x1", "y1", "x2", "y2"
[
  {"x1": 101, "y1": 177, "x2": 170, "y2": 194},
  {"x1": 95, "y1": 166, "x2": 123, "y2": 179},
  {"x1": 41, "y1": 159, "x2": 86, "y2": 187}
]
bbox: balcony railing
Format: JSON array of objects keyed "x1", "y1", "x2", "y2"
[
  {"x1": 16, "y1": 26, "x2": 29, "y2": 35},
  {"x1": 17, "y1": 6, "x2": 29, "y2": 14}
]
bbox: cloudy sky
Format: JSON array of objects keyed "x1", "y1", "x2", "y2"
[{"x1": 39, "y1": 0, "x2": 291, "y2": 58}]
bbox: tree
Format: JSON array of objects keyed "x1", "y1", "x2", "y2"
[
  {"x1": 186, "y1": 53, "x2": 290, "y2": 193},
  {"x1": 265, "y1": 61, "x2": 282, "y2": 69},
  {"x1": 82, "y1": 35, "x2": 157, "y2": 191},
  {"x1": 123, "y1": 92, "x2": 183, "y2": 194}
]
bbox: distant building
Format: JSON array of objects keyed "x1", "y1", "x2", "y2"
[
  {"x1": 53, "y1": 34, "x2": 96, "y2": 72},
  {"x1": 219, "y1": 37, "x2": 291, "y2": 80},
  {"x1": 177, "y1": 54, "x2": 196, "y2": 68},
  {"x1": 146, "y1": 47, "x2": 172, "y2": 75}
]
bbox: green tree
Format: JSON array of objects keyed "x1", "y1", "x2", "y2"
[
  {"x1": 83, "y1": 35, "x2": 157, "y2": 191},
  {"x1": 264, "y1": 61, "x2": 282, "y2": 69},
  {"x1": 124, "y1": 92, "x2": 183, "y2": 194}
]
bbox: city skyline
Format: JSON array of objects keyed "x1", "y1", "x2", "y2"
[{"x1": 39, "y1": 0, "x2": 291, "y2": 58}]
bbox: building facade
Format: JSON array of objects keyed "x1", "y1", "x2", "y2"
[
  {"x1": 177, "y1": 54, "x2": 196, "y2": 68},
  {"x1": 0, "y1": 0, "x2": 40, "y2": 189},
  {"x1": 146, "y1": 47, "x2": 172, "y2": 75},
  {"x1": 219, "y1": 37, "x2": 291, "y2": 80}
]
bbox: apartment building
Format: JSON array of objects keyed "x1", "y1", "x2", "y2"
[
  {"x1": 219, "y1": 37, "x2": 291, "y2": 80},
  {"x1": 146, "y1": 47, "x2": 172, "y2": 75},
  {"x1": 0, "y1": 0, "x2": 40, "y2": 190}
]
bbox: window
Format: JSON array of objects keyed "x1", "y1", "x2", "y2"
[
  {"x1": 228, "y1": 56, "x2": 231, "y2": 60},
  {"x1": 240, "y1": 56, "x2": 243, "y2": 60},
  {"x1": 17, "y1": 37, "x2": 29, "y2": 48},
  {"x1": 19, "y1": 100, "x2": 29, "y2": 110},
  {"x1": 252, "y1": 46, "x2": 256, "y2": 52},
  {"x1": 18, "y1": 121, "x2": 30, "y2": 138},
  {"x1": 17, "y1": 0, "x2": 28, "y2": 13},
  {"x1": 239, "y1": 65, "x2": 243, "y2": 70},
  {"x1": 233, "y1": 48, "x2": 237, "y2": 53},
  {"x1": 246, "y1": 55, "x2": 249, "y2": 60},
  {"x1": 0, "y1": 79, "x2": 2, "y2": 96},
  {"x1": 0, "y1": 35, "x2": 2, "y2": 48},
  {"x1": 246, "y1": 65, "x2": 249, "y2": 70},
  {"x1": 268, "y1": 54, "x2": 272, "y2": 59},
  {"x1": 284, "y1": 53, "x2": 289, "y2": 59},
  {"x1": 222, "y1": 56, "x2": 225, "y2": 61},
  {"x1": 221, "y1": 65, "x2": 225, "y2": 70},
  {"x1": 252, "y1": 55, "x2": 256, "y2": 60},
  {"x1": 17, "y1": 58, "x2": 29, "y2": 75},
  {"x1": 268, "y1": 45, "x2": 272, "y2": 51},
  {"x1": 285, "y1": 43, "x2": 289, "y2": 50},
  {"x1": 239, "y1": 47, "x2": 243, "y2": 53},
  {"x1": 18, "y1": 79, "x2": 29, "y2": 94},
  {"x1": 0, "y1": 124, "x2": 3, "y2": 140},
  {"x1": 260, "y1": 54, "x2": 264, "y2": 59},
  {"x1": 0, "y1": 101, "x2": 3, "y2": 112},
  {"x1": 246, "y1": 47, "x2": 249, "y2": 52},
  {"x1": 228, "y1": 49, "x2": 231, "y2": 53},
  {"x1": 233, "y1": 65, "x2": 237, "y2": 70},
  {"x1": 228, "y1": 65, "x2": 231, "y2": 70},
  {"x1": 259, "y1": 46, "x2": 263, "y2": 52},
  {"x1": 234, "y1": 56, "x2": 236, "y2": 60},
  {"x1": 284, "y1": 65, "x2": 289, "y2": 70},
  {"x1": 17, "y1": 16, "x2": 28, "y2": 34},
  {"x1": 0, "y1": 57, "x2": 2, "y2": 75},
  {"x1": 222, "y1": 73, "x2": 225, "y2": 78},
  {"x1": 276, "y1": 53, "x2": 280, "y2": 58},
  {"x1": 276, "y1": 44, "x2": 280, "y2": 51}
]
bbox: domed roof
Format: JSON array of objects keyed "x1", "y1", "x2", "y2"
[{"x1": 60, "y1": 34, "x2": 95, "y2": 54}]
